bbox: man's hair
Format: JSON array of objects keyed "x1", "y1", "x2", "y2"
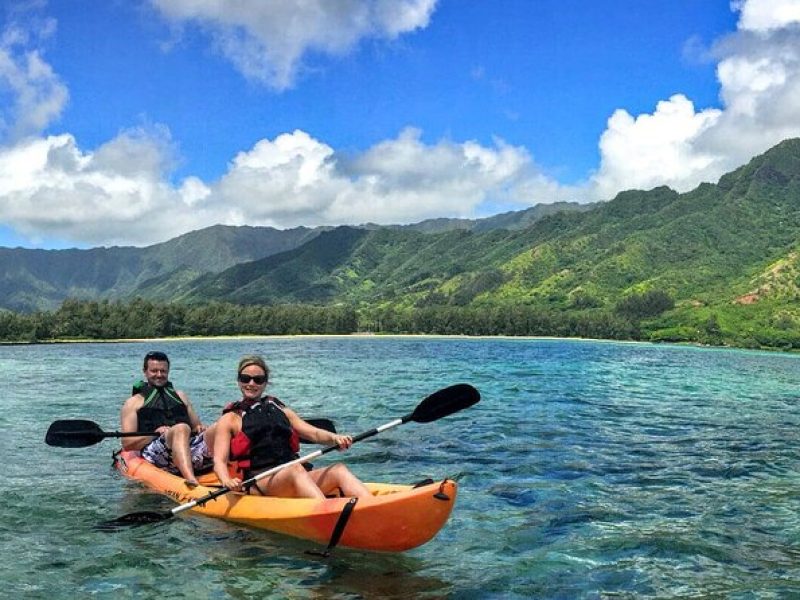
[{"x1": 143, "y1": 350, "x2": 170, "y2": 369}]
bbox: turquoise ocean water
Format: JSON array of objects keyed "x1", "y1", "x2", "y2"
[{"x1": 3, "y1": 336, "x2": 800, "y2": 598}]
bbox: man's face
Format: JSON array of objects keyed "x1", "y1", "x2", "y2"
[{"x1": 143, "y1": 359, "x2": 169, "y2": 387}]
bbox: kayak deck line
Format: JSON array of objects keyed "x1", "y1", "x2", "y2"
[{"x1": 113, "y1": 450, "x2": 457, "y2": 552}]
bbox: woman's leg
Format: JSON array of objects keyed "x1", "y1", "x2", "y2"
[
  {"x1": 252, "y1": 463, "x2": 326, "y2": 499},
  {"x1": 309, "y1": 463, "x2": 371, "y2": 498}
]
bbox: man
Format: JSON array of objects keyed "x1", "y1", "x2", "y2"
[{"x1": 120, "y1": 351, "x2": 211, "y2": 486}]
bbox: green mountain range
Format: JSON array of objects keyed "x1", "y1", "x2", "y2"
[
  {"x1": 0, "y1": 225, "x2": 322, "y2": 311},
  {"x1": 3, "y1": 138, "x2": 800, "y2": 348},
  {"x1": 0, "y1": 202, "x2": 590, "y2": 312}
]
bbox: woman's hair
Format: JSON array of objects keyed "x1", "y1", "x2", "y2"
[{"x1": 237, "y1": 355, "x2": 269, "y2": 381}]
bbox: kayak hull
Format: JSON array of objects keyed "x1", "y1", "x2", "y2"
[{"x1": 113, "y1": 450, "x2": 457, "y2": 552}]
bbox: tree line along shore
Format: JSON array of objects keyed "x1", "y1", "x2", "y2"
[{"x1": 2, "y1": 294, "x2": 798, "y2": 352}]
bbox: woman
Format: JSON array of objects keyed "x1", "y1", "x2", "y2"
[{"x1": 211, "y1": 355, "x2": 371, "y2": 499}]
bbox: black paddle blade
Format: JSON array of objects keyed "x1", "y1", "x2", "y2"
[
  {"x1": 300, "y1": 418, "x2": 336, "y2": 444},
  {"x1": 96, "y1": 511, "x2": 173, "y2": 530},
  {"x1": 300, "y1": 419, "x2": 336, "y2": 444},
  {"x1": 45, "y1": 419, "x2": 105, "y2": 448},
  {"x1": 411, "y1": 383, "x2": 480, "y2": 423},
  {"x1": 306, "y1": 418, "x2": 336, "y2": 433}
]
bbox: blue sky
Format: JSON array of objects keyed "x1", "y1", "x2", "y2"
[{"x1": 0, "y1": 0, "x2": 798, "y2": 249}]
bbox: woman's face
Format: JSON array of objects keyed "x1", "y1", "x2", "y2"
[{"x1": 237, "y1": 365, "x2": 267, "y2": 400}]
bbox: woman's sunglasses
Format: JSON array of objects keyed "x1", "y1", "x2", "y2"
[{"x1": 238, "y1": 374, "x2": 267, "y2": 385}]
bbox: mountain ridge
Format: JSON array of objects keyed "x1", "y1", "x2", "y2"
[{"x1": 0, "y1": 203, "x2": 590, "y2": 311}]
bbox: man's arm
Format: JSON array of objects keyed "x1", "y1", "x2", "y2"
[{"x1": 120, "y1": 395, "x2": 156, "y2": 451}]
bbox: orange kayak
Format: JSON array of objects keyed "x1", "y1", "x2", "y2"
[{"x1": 113, "y1": 450, "x2": 457, "y2": 552}]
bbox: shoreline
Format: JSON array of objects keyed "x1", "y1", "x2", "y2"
[
  {"x1": 0, "y1": 332, "x2": 714, "y2": 349},
  {"x1": 1, "y1": 331, "x2": 633, "y2": 343}
]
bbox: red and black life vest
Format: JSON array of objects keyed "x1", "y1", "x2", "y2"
[
  {"x1": 223, "y1": 395, "x2": 300, "y2": 478},
  {"x1": 134, "y1": 381, "x2": 191, "y2": 432}
]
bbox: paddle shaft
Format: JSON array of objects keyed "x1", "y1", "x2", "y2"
[
  {"x1": 47, "y1": 417, "x2": 333, "y2": 448},
  {"x1": 93, "y1": 430, "x2": 158, "y2": 438},
  {"x1": 171, "y1": 415, "x2": 409, "y2": 516}
]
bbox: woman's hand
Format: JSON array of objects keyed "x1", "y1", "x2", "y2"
[
  {"x1": 221, "y1": 476, "x2": 243, "y2": 492},
  {"x1": 332, "y1": 434, "x2": 354, "y2": 450}
]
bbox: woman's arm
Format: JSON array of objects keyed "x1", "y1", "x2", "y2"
[
  {"x1": 212, "y1": 413, "x2": 241, "y2": 489},
  {"x1": 285, "y1": 408, "x2": 353, "y2": 449}
]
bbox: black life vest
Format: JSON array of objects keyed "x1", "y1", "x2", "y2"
[
  {"x1": 133, "y1": 380, "x2": 191, "y2": 432},
  {"x1": 224, "y1": 396, "x2": 300, "y2": 478}
]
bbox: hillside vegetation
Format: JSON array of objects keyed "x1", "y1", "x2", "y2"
[{"x1": 0, "y1": 225, "x2": 322, "y2": 311}]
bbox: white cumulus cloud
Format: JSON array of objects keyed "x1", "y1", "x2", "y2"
[
  {"x1": 211, "y1": 127, "x2": 554, "y2": 228},
  {"x1": 0, "y1": 129, "x2": 222, "y2": 246},
  {"x1": 592, "y1": 95, "x2": 722, "y2": 199},
  {"x1": 0, "y1": 16, "x2": 67, "y2": 142},
  {"x1": 733, "y1": 0, "x2": 800, "y2": 32},
  {"x1": 149, "y1": 0, "x2": 437, "y2": 90}
]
